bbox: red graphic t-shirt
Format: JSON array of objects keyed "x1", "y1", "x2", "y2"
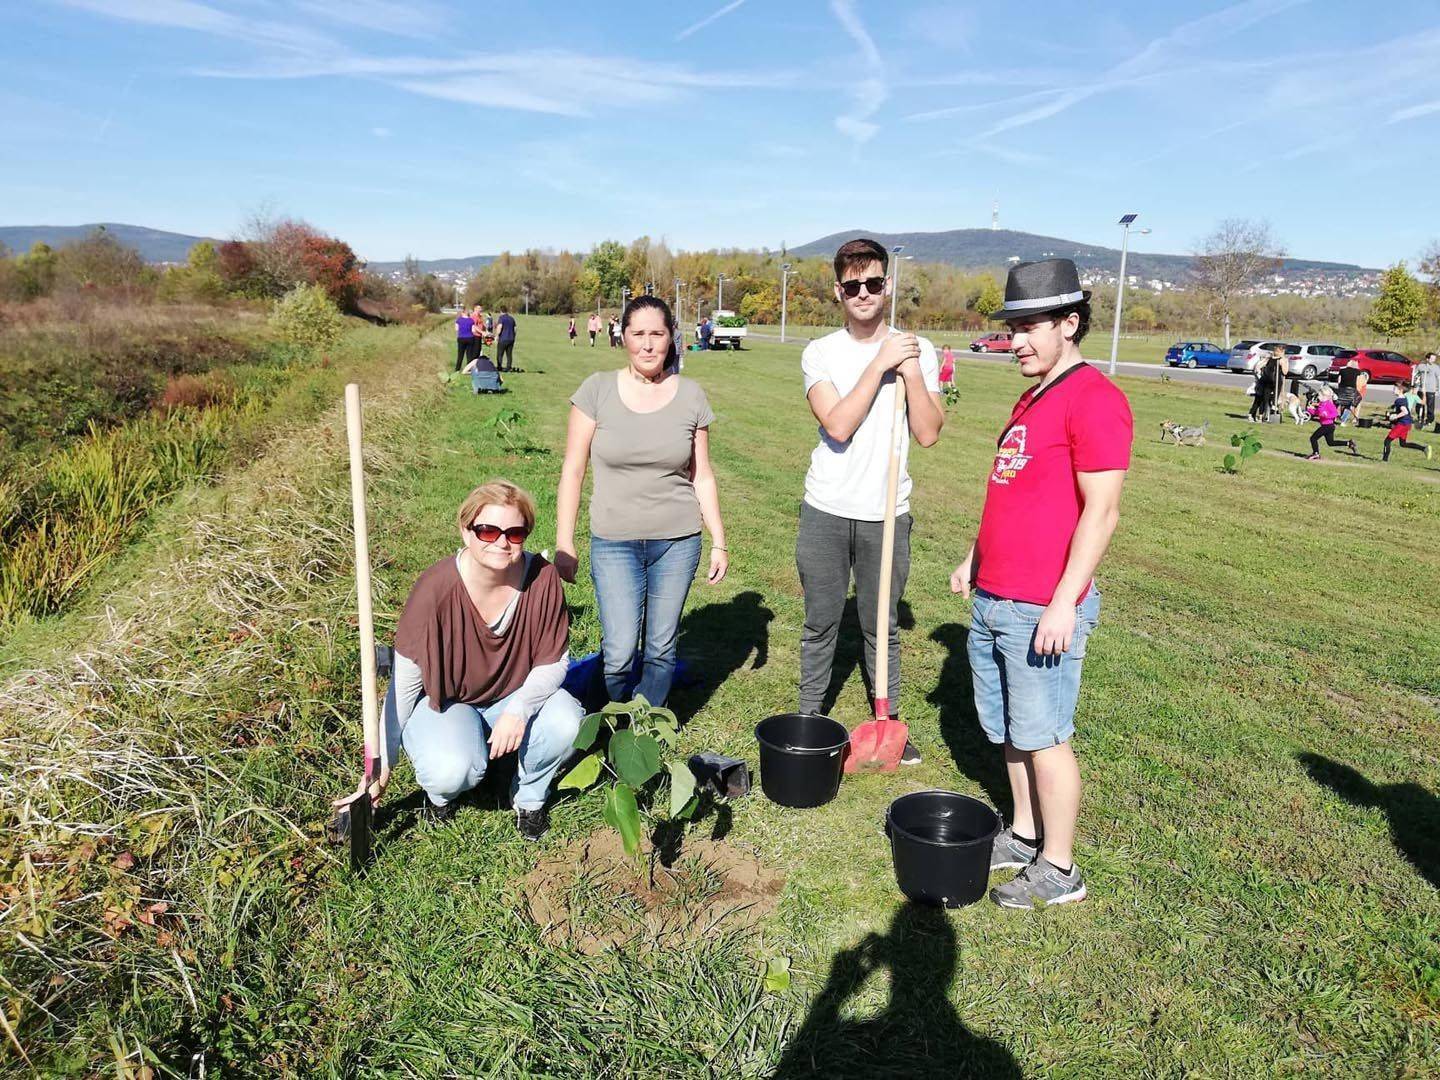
[{"x1": 975, "y1": 363, "x2": 1133, "y2": 606}]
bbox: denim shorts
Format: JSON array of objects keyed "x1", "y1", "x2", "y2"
[{"x1": 967, "y1": 588, "x2": 1101, "y2": 752}]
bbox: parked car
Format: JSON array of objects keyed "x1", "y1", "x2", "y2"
[
  {"x1": 1326, "y1": 348, "x2": 1415, "y2": 385},
  {"x1": 1164, "y1": 341, "x2": 1229, "y2": 368},
  {"x1": 1227, "y1": 340, "x2": 1293, "y2": 374},
  {"x1": 969, "y1": 332, "x2": 1013, "y2": 352},
  {"x1": 1282, "y1": 342, "x2": 1350, "y2": 381}
]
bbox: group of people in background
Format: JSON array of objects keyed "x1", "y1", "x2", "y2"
[
  {"x1": 1239, "y1": 345, "x2": 1436, "y2": 464},
  {"x1": 454, "y1": 304, "x2": 521, "y2": 392},
  {"x1": 396, "y1": 241, "x2": 1134, "y2": 914}
]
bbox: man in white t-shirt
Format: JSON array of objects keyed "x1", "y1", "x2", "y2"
[{"x1": 797, "y1": 237, "x2": 945, "y2": 762}]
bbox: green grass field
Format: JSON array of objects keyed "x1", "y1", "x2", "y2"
[
  {"x1": 4, "y1": 315, "x2": 1438, "y2": 1075},
  {"x1": 744, "y1": 325, "x2": 1194, "y2": 366}
]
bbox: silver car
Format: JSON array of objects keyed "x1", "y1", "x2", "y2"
[
  {"x1": 1282, "y1": 342, "x2": 1350, "y2": 381},
  {"x1": 1227, "y1": 339, "x2": 1293, "y2": 374}
]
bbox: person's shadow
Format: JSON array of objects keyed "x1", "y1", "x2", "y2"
[
  {"x1": 771, "y1": 902, "x2": 1021, "y2": 1079},
  {"x1": 928, "y1": 623, "x2": 1012, "y2": 818},
  {"x1": 669, "y1": 590, "x2": 774, "y2": 720},
  {"x1": 1298, "y1": 752, "x2": 1439, "y2": 888},
  {"x1": 819, "y1": 598, "x2": 916, "y2": 715}
]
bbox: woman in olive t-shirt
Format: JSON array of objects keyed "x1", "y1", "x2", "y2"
[{"x1": 555, "y1": 295, "x2": 728, "y2": 707}]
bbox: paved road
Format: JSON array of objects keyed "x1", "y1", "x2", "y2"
[{"x1": 744, "y1": 332, "x2": 1401, "y2": 406}]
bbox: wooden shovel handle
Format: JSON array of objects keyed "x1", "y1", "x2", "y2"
[
  {"x1": 873, "y1": 373, "x2": 906, "y2": 716},
  {"x1": 345, "y1": 384, "x2": 382, "y2": 793}
]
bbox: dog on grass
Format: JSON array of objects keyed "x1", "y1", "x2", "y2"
[
  {"x1": 1160, "y1": 420, "x2": 1209, "y2": 446},
  {"x1": 1284, "y1": 381, "x2": 1326, "y2": 425}
]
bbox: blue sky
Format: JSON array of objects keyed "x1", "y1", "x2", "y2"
[{"x1": 3, "y1": 0, "x2": 1439, "y2": 267}]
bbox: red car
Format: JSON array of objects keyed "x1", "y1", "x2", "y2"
[
  {"x1": 970, "y1": 332, "x2": 1013, "y2": 353},
  {"x1": 1327, "y1": 349, "x2": 1415, "y2": 385}
]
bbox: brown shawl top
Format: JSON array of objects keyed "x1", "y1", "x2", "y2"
[{"x1": 394, "y1": 553, "x2": 569, "y2": 711}]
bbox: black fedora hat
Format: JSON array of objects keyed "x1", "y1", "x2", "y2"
[{"x1": 993, "y1": 258, "x2": 1091, "y2": 321}]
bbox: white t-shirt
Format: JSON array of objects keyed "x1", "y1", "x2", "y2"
[{"x1": 801, "y1": 327, "x2": 941, "y2": 521}]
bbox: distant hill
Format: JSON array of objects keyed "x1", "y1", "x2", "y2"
[
  {"x1": 789, "y1": 228, "x2": 1371, "y2": 282},
  {"x1": 0, "y1": 223, "x2": 217, "y2": 264},
  {"x1": 366, "y1": 255, "x2": 497, "y2": 275}
]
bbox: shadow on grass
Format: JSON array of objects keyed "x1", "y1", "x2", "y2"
[
  {"x1": 671, "y1": 590, "x2": 774, "y2": 720},
  {"x1": 819, "y1": 598, "x2": 916, "y2": 716},
  {"x1": 1298, "y1": 752, "x2": 1439, "y2": 889},
  {"x1": 771, "y1": 901, "x2": 1020, "y2": 1079},
  {"x1": 928, "y1": 623, "x2": 1011, "y2": 819}
]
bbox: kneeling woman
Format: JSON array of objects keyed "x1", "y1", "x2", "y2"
[{"x1": 382, "y1": 480, "x2": 582, "y2": 840}]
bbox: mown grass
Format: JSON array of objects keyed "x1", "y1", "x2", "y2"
[{"x1": 2, "y1": 314, "x2": 1437, "y2": 1075}]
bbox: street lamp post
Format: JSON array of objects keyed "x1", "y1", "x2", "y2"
[
  {"x1": 674, "y1": 278, "x2": 684, "y2": 331},
  {"x1": 1108, "y1": 214, "x2": 1150, "y2": 376},
  {"x1": 717, "y1": 273, "x2": 727, "y2": 312},
  {"x1": 889, "y1": 245, "x2": 910, "y2": 328},
  {"x1": 780, "y1": 263, "x2": 799, "y2": 343}
]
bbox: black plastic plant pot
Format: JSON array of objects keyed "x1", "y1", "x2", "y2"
[
  {"x1": 886, "y1": 790, "x2": 1002, "y2": 908},
  {"x1": 754, "y1": 713, "x2": 849, "y2": 809}
]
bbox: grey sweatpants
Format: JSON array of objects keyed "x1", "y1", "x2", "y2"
[{"x1": 796, "y1": 500, "x2": 911, "y2": 715}]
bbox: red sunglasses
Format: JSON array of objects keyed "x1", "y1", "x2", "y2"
[{"x1": 467, "y1": 522, "x2": 530, "y2": 545}]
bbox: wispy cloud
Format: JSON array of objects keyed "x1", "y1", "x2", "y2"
[
  {"x1": 371, "y1": 126, "x2": 392, "y2": 137},
  {"x1": 675, "y1": 0, "x2": 746, "y2": 41},
  {"x1": 55, "y1": 0, "x2": 338, "y2": 54},
  {"x1": 297, "y1": 0, "x2": 451, "y2": 39},
  {"x1": 1386, "y1": 99, "x2": 1440, "y2": 125},
  {"x1": 195, "y1": 50, "x2": 797, "y2": 118},
  {"x1": 908, "y1": 0, "x2": 1310, "y2": 138},
  {"x1": 829, "y1": 0, "x2": 886, "y2": 146}
]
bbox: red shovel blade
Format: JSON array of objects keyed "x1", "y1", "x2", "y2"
[{"x1": 843, "y1": 706, "x2": 908, "y2": 774}]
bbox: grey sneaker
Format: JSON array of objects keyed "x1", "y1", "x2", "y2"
[
  {"x1": 990, "y1": 827, "x2": 1040, "y2": 871},
  {"x1": 899, "y1": 740, "x2": 922, "y2": 766},
  {"x1": 991, "y1": 855, "x2": 1086, "y2": 909},
  {"x1": 516, "y1": 807, "x2": 550, "y2": 842}
]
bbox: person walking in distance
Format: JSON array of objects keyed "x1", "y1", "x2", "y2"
[
  {"x1": 454, "y1": 307, "x2": 477, "y2": 372},
  {"x1": 587, "y1": 311, "x2": 601, "y2": 347},
  {"x1": 1382, "y1": 384, "x2": 1433, "y2": 461},
  {"x1": 949, "y1": 258, "x2": 1133, "y2": 909},
  {"x1": 1305, "y1": 386, "x2": 1355, "y2": 460},
  {"x1": 568, "y1": 315, "x2": 578, "y2": 346},
  {"x1": 495, "y1": 307, "x2": 518, "y2": 373},
  {"x1": 1335, "y1": 357, "x2": 1369, "y2": 426},
  {"x1": 1411, "y1": 353, "x2": 1438, "y2": 428},
  {"x1": 796, "y1": 238, "x2": 945, "y2": 765}
]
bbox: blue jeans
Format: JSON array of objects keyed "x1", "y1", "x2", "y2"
[
  {"x1": 400, "y1": 687, "x2": 583, "y2": 810},
  {"x1": 471, "y1": 367, "x2": 501, "y2": 392},
  {"x1": 589, "y1": 533, "x2": 701, "y2": 706},
  {"x1": 967, "y1": 588, "x2": 1101, "y2": 752}
]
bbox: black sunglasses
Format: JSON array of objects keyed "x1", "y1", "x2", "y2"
[
  {"x1": 838, "y1": 276, "x2": 887, "y2": 298},
  {"x1": 468, "y1": 522, "x2": 530, "y2": 545}
]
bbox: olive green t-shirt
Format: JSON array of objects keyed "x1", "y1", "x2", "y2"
[{"x1": 571, "y1": 371, "x2": 715, "y2": 541}]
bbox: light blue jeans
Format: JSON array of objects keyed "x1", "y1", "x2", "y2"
[
  {"x1": 400, "y1": 687, "x2": 583, "y2": 810},
  {"x1": 589, "y1": 533, "x2": 701, "y2": 707},
  {"x1": 967, "y1": 588, "x2": 1101, "y2": 752}
]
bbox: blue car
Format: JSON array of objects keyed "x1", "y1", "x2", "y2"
[{"x1": 1165, "y1": 341, "x2": 1229, "y2": 369}]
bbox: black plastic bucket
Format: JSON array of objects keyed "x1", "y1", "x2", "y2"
[
  {"x1": 887, "y1": 790, "x2": 1002, "y2": 908},
  {"x1": 754, "y1": 713, "x2": 849, "y2": 809}
]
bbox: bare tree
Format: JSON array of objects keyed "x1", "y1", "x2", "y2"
[
  {"x1": 1419, "y1": 239, "x2": 1440, "y2": 318},
  {"x1": 1191, "y1": 219, "x2": 1285, "y2": 347}
]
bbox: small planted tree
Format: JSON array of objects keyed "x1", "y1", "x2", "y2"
[
  {"x1": 559, "y1": 696, "x2": 700, "y2": 876},
  {"x1": 1223, "y1": 430, "x2": 1262, "y2": 473},
  {"x1": 1365, "y1": 262, "x2": 1426, "y2": 343}
]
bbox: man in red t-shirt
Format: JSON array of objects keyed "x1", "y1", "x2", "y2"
[{"x1": 950, "y1": 258, "x2": 1133, "y2": 909}]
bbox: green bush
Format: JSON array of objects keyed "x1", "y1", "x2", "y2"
[{"x1": 269, "y1": 283, "x2": 343, "y2": 354}]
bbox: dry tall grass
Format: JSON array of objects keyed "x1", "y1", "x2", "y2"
[{"x1": 0, "y1": 330, "x2": 445, "y2": 1071}]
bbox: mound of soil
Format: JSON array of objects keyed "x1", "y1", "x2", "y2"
[{"x1": 524, "y1": 830, "x2": 784, "y2": 955}]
